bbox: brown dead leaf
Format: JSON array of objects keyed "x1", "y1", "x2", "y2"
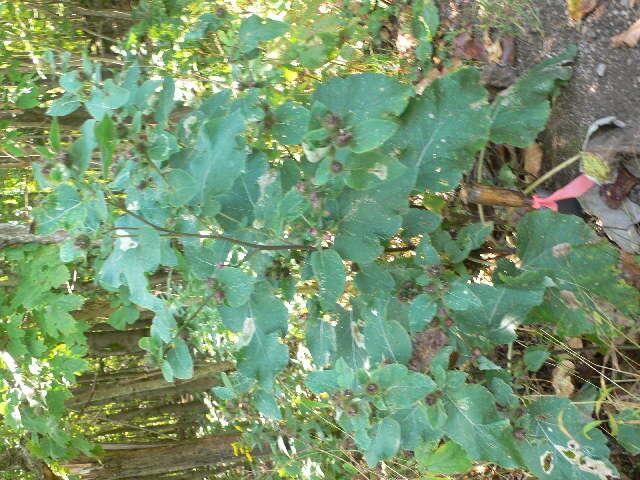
[
  {"x1": 599, "y1": 166, "x2": 639, "y2": 209},
  {"x1": 453, "y1": 32, "x2": 488, "y2": 61},
  {"x1": 552, "y1": 359, "x2": 575, "y2": 397},
  {"x1": 620, "y1": 251, "x2": 640, "y2": 289},
  {"x1": 523, "y1": 143, "x2": 543, "y2": 181},
  {"x1": 500, "y1": 36, "x2": 516, "y2": 65},
  {"x1": 612, "y1": 18, "x2": 640, "y2": 47},
  {"x1": 483, "y1": 31, "x2": 503, "y2": 63},
  {"x1": 408, "y1": 328, "x2": 449, "y2": 374},
  {"x1": 567, "y1": 0, "x2": 598, "y2": 21}
]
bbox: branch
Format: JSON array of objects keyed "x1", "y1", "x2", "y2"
[
  {"x1": 0, "y1": 223, "x2": 67, "y2": 248},
  {"x1": 71, "y1": 6, "x2": 132, "y2": 20},
  {"x1": 115, "y1": 203, "x2": 317, "y2": 252}
]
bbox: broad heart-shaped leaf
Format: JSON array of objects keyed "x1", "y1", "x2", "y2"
[
  {"x1": 517, "y1": 209, "x2": 639, "y2": 315},
  {"x1": 401, "y1": 209, "x2": 442, "y2": 238},
  {"x1": 335, "y1": 309, "x2": 368, "y2": 368},
  {"x1": 490, "y1": 46, "x2": 576, "y2": 146},
  {"x1": 520, "y1": 397, "x2": 617, "y2": 480},
  {"x1": 272, "y1": 102, "x2": 310, "y2": 145},
  {"x1": 371, "y1": 364, "x2": 436, "y2": 409},
  {"x1": 255, "y1": 389, "x2": 282, "y2": 421},
  {"x1": 36, "y1": 184, "x2": 87, "y2": 234},
  {"x1": 310, "y1": 249, "x2": 345, "y2": 311},
  {"x1": 391, "y1": 405, "x2": 442, "y2": 450},
  {"x1": 417, "y1": 441, "x2": 472, "y2": 475},
  {"x1": 523, "y1": 346, "x2": 550, "y2": 372},
  {"x1": 305, "y1": 317, "x2": 336, "y2": 367},
  {"x1": 442, "y1": 382, "x2": 524, "y2": 468},
  {"x1": 364, "y1": 313, "x2": 412, "y2": 364},
  {"x1": 444, "y1": 280, "x2": 483, "y2": 311},
  {"x1": 341, "y1": 150, "x2": 408, "y2": 191},
  {"x1": 451, "y1": 283, "x2": 543, "y2": 344},
  {"x1": 46, "y1": 93, "x2": 81, "y2": 116},
  {"x1": 331, "y1": 169, "x2": 413, "y2": 265},
  {"x1": 70, "y1": 119, "x2": 97, "y2": 173},
  {"x1": 239, "y1": 15, "x2": 289, "y2": 51},
  {"x1": 409, "y1": 294, "x2": 438, "y2": 333},
  {"x1": 613, "y1": 409, "x2": 640, "y2": 454},
  {"x1": 313, "y1": 73, "x2": 412, "y2": 124},
  {"x1": 365, "y1": 417, "x2": 401, "y2": 467},
  {"x1": 166, "y1": 338, "x2": 193, "y2": 380},
  {"x1": 391, "y1": 68, "x2": 490, "y2": 192},
  {"x1": 98, "y1": 226, "x2": 165, "y2": 312},
  {"x1": 349, "y1": 119, "x2": 399, "y2": 153},
  {"x1": 237, "y1": 332, "x2": 288, "y2": 391},
  {"x1": 188, "y1": 110, "x2": 246, "y2": 203},
  {"x1": 216, "y1": 267, "x2": 255, "y2": 308}
]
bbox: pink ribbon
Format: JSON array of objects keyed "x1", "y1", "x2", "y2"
[{"x1": 531, "y1": 174, "x2": 597, "y2": 211}]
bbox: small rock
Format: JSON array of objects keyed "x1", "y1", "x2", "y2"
[{"x1": 596, "y1": 63, "x2": 606, "y2": 77}]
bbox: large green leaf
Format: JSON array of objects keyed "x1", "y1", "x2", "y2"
[
  {"x1": 238, "y1": 332, "x2": 288, "y2": 390},
  {"x1": 442, "y1": 381, "x2": 524, "y2": 468},
  {"x1": 490, "y1": 46, "x2": 576, "y2": 146},
  {"x1": 517, "y1": 209, "x2": 639, "y2": 315},
  {"x1": 332, "y1": 171, "x2": 413, "y2": 264},
  {"x1": 451, "y1": 283, "x2": 543, "y2": 344},
  {"x1": 311, "y1": 249, "x2": 345, "y2": 311},
  {"x1": 371, "y1": 364, "x2": 436, "y2": 409},
  {"x1": 313, "y1": 73, "x2": 412, "y2": 124},
  {"x1": 166, "y1": 338, "x2": 193, "y2": 380},
  {"x1": 239, "y1": 15, "x2": 289, "y2": 51},
  {"x1": 188, "y1": 110, "x2": 246, "y2": 203},
  {"x1": 417, "y1": 441, "x2": 472, "y2": 475},
  {"x1": 272, "y1": 102, "x2": 310, "y2": 145},
  {"x1": 520, "y1": 397, "x2": 617, "y2": 480},
  {"x1": 364, "y1": 314, "x2": 412, "y2": 364},
  {"x1": 391, "y1": 68, "x2": 490, "y2": 192},
  {"x1": 364, "y1": 417, "x2": 401, "y2": 467},
  {"x1": 305, "y1": 317, "x2": 336, "y2": 367},
  {"x1": 216, "y1": 267, "x2": 255, "y2": 308}
]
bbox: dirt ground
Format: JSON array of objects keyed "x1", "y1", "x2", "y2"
[{"x1": 518, "y1": 0, "x2": 640, "y2": 184}]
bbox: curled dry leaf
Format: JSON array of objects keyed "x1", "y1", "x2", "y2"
[
  {"x1": 483, "y1": 31, "x2": 503, "y2": 63},
  {"x1": 612, "y1": 18, "x2": 640, "y2": 47},
  {"x1": 453, "y1": 31, "x2": 488, "y2": 61},
  {"x1": 566, "y1": 0, "x2": 598, "y2": 21},
  {"x1": 523, "y1": 143, "x2": 543, "y2": 182},
  {"x1": 552, "y1": 359, "x2": 576, "y2": 398}
]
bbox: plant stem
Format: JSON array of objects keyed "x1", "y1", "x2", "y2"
[
  {"x1": 476, "y1": 147, "x2": 487, "y2": 224},
  {"x1": 112, "y1": 201, "x2": 317, "y2": 251},
  {"x1": 523, "y1": 153, "x2": 581, "y2": 195}
]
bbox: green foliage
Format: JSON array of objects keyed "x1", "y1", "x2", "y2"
[{"x1": 1, "y1": 2, "x2": 638, "y2": 479}]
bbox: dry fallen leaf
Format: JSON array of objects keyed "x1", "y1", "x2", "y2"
[
  {"x1": 552, "y1": 359, "x2": 576, "y2": 397},
  {"x1": 453, "y1": 31, "x2": 488, "y2": 61},
  {"x1": 483, "y1": 31, "x2": 503, "y2": 63},
  {"x1": 612, "y1": 17, "x2": 640, "y2": 47},
  {"x1": 567, "y1": 0, "x2": 598, "y2": 21},
  {"x1": 523, "y1": 143, "x2": 543, "y2": 181}
]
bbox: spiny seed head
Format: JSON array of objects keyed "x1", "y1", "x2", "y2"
[
  {"x1": 214, "y1": 289, "x2": 225, "y2": 302},
  {"x1": 347, "y1": 405, "x2": 359, "y2": 416},
  {"x1": 295, "y1": 182, "x2": 307, "y2": 193},
  {"x1": 422, "y1": 284, "x2": 435, "y2": 293},
  {"x1": 336, "y1": 131, "x2": 351, "y2": 146},
  {"x1": 308, "y1": 227, "x2": 318, "y2": 236},
  {"x1": 366, "y1": 383, "x2": 379, "y2": 394},
  {"x1": 343, "y1": 389, "x2": 353, "y2": 398},
  {"x1": 331, "y1": 161, "x2": 343, "y2": 173},
  {"x1": 402, "y1": 280, "x2": 414, "y2": 289},
  {"x1": 323, "y1": 113, "x2": 341, "y2": 130}
]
